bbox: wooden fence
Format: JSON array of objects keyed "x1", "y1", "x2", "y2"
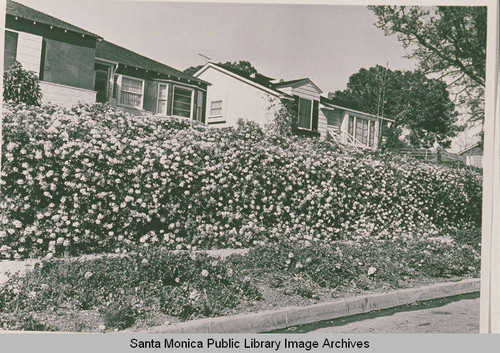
[{"x1": 393, "y1": 148, "x2": 474, "y2": 169}]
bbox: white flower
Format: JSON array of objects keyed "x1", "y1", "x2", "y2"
[
  {"x1": 201, "y1": 269, "x2": 209, "y2": 277},
  {"x1": 367, "y1": 267, "x2": 377, "y2": 276},
  {"x1": 84, "y1": 271, "x2": 93, "y2": 279}
]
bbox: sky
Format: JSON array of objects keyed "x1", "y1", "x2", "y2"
[{"x1": 12, "y1": 0, "x2": 418, "y2": 94}]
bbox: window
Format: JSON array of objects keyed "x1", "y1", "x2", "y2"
[
  {"x1": 210, "y1": 100, "x2": 222, "y2": 117},
  {"x1": 157, "y1": 83, "x2": 168, "y2": 115},
  {"x1": 298, "y1": 98, "x2": 313, "y2": 129},
  {"x1": 196, "y1": 91, "x2": 204, "y2": 122},
  {"x1": 172, "y1": 86, "x2": 193, "y2": 118},
  {"x1": 347, "y1": 115, "x2": 376, "y2": 148},
  {"x1": 118, "y1": 76, "x2": 144, "y2": 108}
]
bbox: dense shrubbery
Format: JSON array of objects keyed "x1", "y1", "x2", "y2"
[{"x1": 0, "y1": 102, "x2": 482, "y2": 259}]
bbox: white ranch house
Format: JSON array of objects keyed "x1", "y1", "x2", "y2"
[{"x1": 194, "y1": 62, "x2": 394, "y2": 149}]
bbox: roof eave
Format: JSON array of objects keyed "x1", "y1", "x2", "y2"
[{"x1": 6, "y1": 13, "x2": 102, "y2": 39}]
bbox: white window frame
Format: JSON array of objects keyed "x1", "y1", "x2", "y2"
[
  {"x1": 116, "y1": 74, "x2": 145, "y2": 109},
  {"x1": 156, "y1": 83, "x2": 169, "y2": 116},
  {"x1": 297, "y1": 97, "x2": 314, "y2": 131},
  {"x1": 209, "y1": 99, "x2": 223, "y2": 118},
  {"x1": 347, "y1": 115, "x2": 377, "y2": 148},
  {"x1": 171, "y1": 85, "x2": 194, "y2": 119}
]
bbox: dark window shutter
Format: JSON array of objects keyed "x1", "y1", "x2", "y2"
[
  {"x1": 201, "y1": 90, "x2": 207, "y2": 124},
  {"x1": 312, "y1": 100, "x2": 319, "y2": 131},
  {"x1": 4, "y1": 30, "x2": 18, "y2": 69}
]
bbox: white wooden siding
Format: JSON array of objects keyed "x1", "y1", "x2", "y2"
[
  {"x1": 290, "y1": 82, "x2": 321, "y2": 101},
  {"x1": 318, "y1": 108, "x2": 327, "y2": 140},
  {"x1": 16, "y1": 32, "x2": 43, "y2": 76},
  {"x1": 195, "y1": 66, "x2": 284, "y2": 128}
]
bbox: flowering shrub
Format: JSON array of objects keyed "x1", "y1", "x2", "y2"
[
  {"x1": 3, "y1": 62, "x2": 42, "y2": 106},
  {"x1": 0, "y1": 102, "x2": 482, "y2": 259}
]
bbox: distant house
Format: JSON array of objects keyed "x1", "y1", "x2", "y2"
[
  {"x1": 459, "y1": 143, "x2": 483, "y2": 168},
  {"x1": 194, "y1": 62, "x2": 393, "y2": 148},
  {"x1": 320, "y1": 95, "x2": 394, "y2": 150},
  {"x1": 3, "y1": 0, "x2": 208, "y2": 121}
]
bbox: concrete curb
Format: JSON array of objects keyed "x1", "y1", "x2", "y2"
[{"x1": 138, "y1": 278, "x2": 480, "y2": 333}]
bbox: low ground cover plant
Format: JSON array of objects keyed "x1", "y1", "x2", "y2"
[
  {"x1": 0, "y1": 249, "x2": 261, "y2": 331},
  {"x1": 0, "y1": 102, "x2": 482, "y2": 259},
  {"x1": 0, "y1": 234, "x2": 479, "y2": 331}
]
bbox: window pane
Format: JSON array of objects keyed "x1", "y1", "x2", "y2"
[
  {"x1": 158, "y1": 84, "x2": 168, "y2": 100},
  {"x1": 173, "y1": 87, "x2": 192, "y2": 118},
  {"x1": 369, "y1": 121, "x2": 375, "y2": 147},
  {"x1": 157, "y1": 100, "x2": 167, "y2": 115},
  {"x1": 120, "y1": 91, "x2": 142, "y2": 107},
  {"x1": 298, "y1": 98, "x2": 312, "y2": 129},
  {"x1": 196, "y1": 92, "x2": 204, "y2": 121},
  {"x1": 348, "y1": 116, "x2": 354, "y2": 136},
  {"x1": 122, "y1": 77, "x2": 142, "y2": 94},
  {"x1": 210, "y1": 100, "x2": 222, "y2": 116},
  {"x1": 355, "y1": 118, "x2": 369, "y2": 145}
]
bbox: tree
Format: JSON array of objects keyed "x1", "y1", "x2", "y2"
[
  {"x1": 333, "y1": 65, "x2": 459, "y2": 148},
  {"x1": 3, "y1": 61, "x2": 42, "y2": 106},
  {"x1": 184, "y1": 60, "x2": 259, "y2": 76},
  {"x1": 369, "y1": 6, "x2": 487, "y2": 125}
]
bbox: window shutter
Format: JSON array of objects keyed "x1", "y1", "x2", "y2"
[{"x1": 312, "y1": 100, "x2": 319, "y2": 131}]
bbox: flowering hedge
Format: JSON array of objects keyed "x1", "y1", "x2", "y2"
[{"x1": 0, "y1": 103, "x2": 482, "y2": 259}]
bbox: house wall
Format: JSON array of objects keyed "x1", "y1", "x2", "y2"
[
  {"x1": 39, "y1": 80, "x2": 96, "y2": 107},
  {"x1": 113, "y1": 67, "x2": 207, "y2": 120},
  {"x1": 41, "y1": 38, "x2": 95, "y2": 90},
  {"x1": 196, "y1": 67, "x2": 283, "y2": 128},
  {"x1": 5, "y1": 16, "x2": 96, "y2": 90}
]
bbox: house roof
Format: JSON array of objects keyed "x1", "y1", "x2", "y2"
[
  {"x1": 320, "y1": 96, "x2": 394, "y2": 122},
  {"x1": 273, "y1": 78, "x2": 323, "y2": 93},
  {"x1": 194, "y1": 62, "x2": 293, "y2": 98},
  {"x1": 95, "y1": 40, "x2": 208, "y2": 85},
  {"x1": 216, "y1": 64, "x2": 276, "y2": 89},
  {"x1": 6, "y1": 0, "x2": 101, "y2": 38}
]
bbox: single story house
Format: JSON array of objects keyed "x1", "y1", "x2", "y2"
[
  {"x1": 194, "y1": 62, "x2": 393, "y2": 149},
  {"x1": 192, "y1": 62, "x2": 293, "y2": 128},
  {"x1": 459, "y1": 143, "x2": 483, "y2": 168},
  {"x1": 4, "y1": 0, "x2": 208, "y2": 121}
]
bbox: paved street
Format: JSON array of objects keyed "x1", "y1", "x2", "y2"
[{"x1": 282, "y1": 293, "x2": 479, "y2": 334}]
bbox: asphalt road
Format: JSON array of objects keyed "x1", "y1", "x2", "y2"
[{"x1": 278, "y1": 293, "x2": 480, "y2": 334}]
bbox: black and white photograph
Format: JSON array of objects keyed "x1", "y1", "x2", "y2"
[{"x1": 0, "y1": 0, "x2": 497, "y2": 340}]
